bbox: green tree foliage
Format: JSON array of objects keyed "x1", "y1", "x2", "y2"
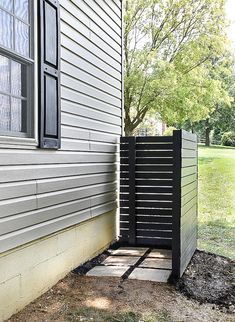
[
  {"x1": 163, "y1": 126, "x2": 177, "y2": 136},
  {"x1": 221, "y1": 131, "x2": 235, "y2": 146},
  {"x1": 124, "y1": 0, "x2": 231, "y2": 135},
  {"x1": 188, "y1": 103, "x2": 235, "y2": 145},
  {"x1": 183, "y1": 58, "x2": 235, "y2": 146}
]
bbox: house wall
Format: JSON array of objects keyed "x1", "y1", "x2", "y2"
[
  {"x1": 0, "y1": 0, "x2": 122, "y2": 320},
  {"x1": 0, "y1": 0, "x2": 122, "y2": 253}
]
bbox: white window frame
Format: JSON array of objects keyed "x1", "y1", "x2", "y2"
[{"x1": 0, "y1": 0, "x2": 38, "y2": 148}]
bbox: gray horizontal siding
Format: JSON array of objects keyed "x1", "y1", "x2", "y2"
[
  {"x1": 0, "y1": 164, "x2": 117, "y2": 183},
  {"x1": 104, "y1": 0, "x2": 122, "y2": 14},
  {"x1": 0, "y1": 150, "x2": 118, "y2": 165},
  {"x1": 0, "y1": 0, "x2": 122, "y2": 253},
  {"x1": 61, "y1": 47, "x2": 121, "y2": 89},
  {"x1": 61, "y1": 87, "x2": 121, "y2": 117}
]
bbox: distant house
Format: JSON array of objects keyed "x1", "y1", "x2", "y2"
[{"x1": 0, "y1": 0, "x2": 123, "y2": 320}]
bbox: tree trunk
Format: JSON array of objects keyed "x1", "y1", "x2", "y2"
[
  {"x1": 205, "y1": 127, "x2": 210, "y2": 146},
  {"x1": 124, "y1": 127, "x2": 134, "y2": 136}
]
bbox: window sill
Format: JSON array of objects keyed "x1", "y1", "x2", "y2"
[{"x1": 0, "y1": 136, "x2": 38, "y2": 149}]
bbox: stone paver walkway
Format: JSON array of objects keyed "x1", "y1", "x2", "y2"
[{"x1": 87, "y1": 247, "x2": 172, "y2": 283}]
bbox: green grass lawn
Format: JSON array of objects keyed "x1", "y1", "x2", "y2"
[{"x1": 198, "y1": 145, "x2": 235, "y2": 259}]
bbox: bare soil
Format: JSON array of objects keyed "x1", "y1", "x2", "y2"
[
  {"x1": 176, "y1": 250, "x2": 235, "y2": 313},
  {"x1": 7, "y1": 250, "x2": 234, "y2": 322}
]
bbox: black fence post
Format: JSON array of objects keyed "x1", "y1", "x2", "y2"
[
  {"x1": 128, "y1": 136, "x2": 136, "y2": 245},
  {"x1": 172, "y1": 130, "x2": 182, "y2": 279}
]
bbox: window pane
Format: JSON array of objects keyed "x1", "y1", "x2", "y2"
[
  {"x1": 0, "y1": 9, "x2": 13, "y2": 49},
  {"x1": 0, "y1": 0, "x2": 13, "y2": 12},
  {"x1": 0, "y1": 94, "x2": 10, "y2": 131},
  {"x1": 11, "y1": 97, "x2": 27, "y2": 132},
  {"x1": 15, "y1": 19, "x2": 29, "y2": 56},
  {"x1": 15, "y1": 0, "x2": 29, "y2": 23},
  {"x1": 0, "y1": 55, "x2": 10, "y2": 93},
  {"x1": 11, "y1": 60, "x2": 27, "y2": 97}
]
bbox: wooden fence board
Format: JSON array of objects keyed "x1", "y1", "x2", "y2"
[
  {"x1": 121, "y1": 136, "x2": 172, "y2": 143},
  {"x1": 120, "y1": 208, "x2": 172, "y2": 215},
  {"x1": 120, "y1": 215, "x2": 172, "y2": 223},
  {"x1": 172, "y1": 130, "x2": 198, "y2": 278},
  {"x1": 120, "y1": 165, "x2": 173, "y2": 172},
  {"x1": 120, "y1": 186, "x2": 173, "y2": 193},
  {"x1": 120, "y1": 222, "x2": 172, "y2": 230},
  {"x1": 121, "y1": 157, "x2": 173, "y2": 165},
  {"x1": 120, "y1": 193, "x2": 172, "y2": 201},
  {"x1": 135, "y1": 143, "x2": 173, "y2": 150}
]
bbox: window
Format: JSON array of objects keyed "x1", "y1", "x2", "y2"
[
  {"x1": 0, "y1": 0, "x2": 61, "y2": 148},
  {"x1": 0, "y1": 0, "x2": 33, "y2": 138}
]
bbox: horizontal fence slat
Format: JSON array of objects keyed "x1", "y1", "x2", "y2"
[
  {"x1": 180, "y1": 233, "x2": 197, "y2": 276},
  {"x1": 181, "y1": 174, "x2": 197, "y2": 187},
  {"x1": 181, "y1": 207, "x2": 197, "y2": 228},
  {"x1": 181, "y1": 224, "x2": 197, "y2": 250},
  {"x1": 136, "y1": 229, "x2": 172, "y2": 238},
  {"x1": 120, "y1": 172, "x2": 172, "y2": 179},
  {"x1": 135, "y1": 144, "x2": 173, "y2": 150},
  {"x1": 181, "y1": 189, "x2": 197, "y2": 207},
  {"x1": 181, "y1": 166, "x2": 197, "y2": 178},
  {"x1": 181, "y1": 130, "x2": 197, "y2": 142},
  {"x1": 120, "y1": 193, "x2": 172, "y2": 201},
  {"x1": 181, "y1": 196, "x2": 197, "y2": 216},
  {"x1": 121, "y1": 136, "x2": 173, "y2": 143},
  {"x1": 120, "y1": 207, "x2": 172, "y2": 216},
  {"x1": 119, "y1": 236, "x2": 172, "y2": 247},
  {"x1": 120, "y1": 179, "x2": 173, "y2": 187},
  {"x1": 120, "y1": 215, "x2": 172, "y2": 223},
  {"x1": 181, "y1": 181, "x2": 197, "y2": 197},
  {"x1": 120, "y1": 165, "x2": 173, "y2": 172},
  {"x1": 135, "y1": 172, "x2": 173, "y2": 179},
  {"x1": 120, "y1": 143, "x2": 173, "y2": 151},
  {"x1": 136, "y1": 150, "x2": 173, "y2": 158},
  {"x1": 120, "y1": 150, "x2": 173, "y2": 158},
  {"x1": 120, "y1": 186, "x2": 173, "y2": 193},
  {"x1": 120, "y1": 222, "x2": 172, "y2": 230},
  {"x1": 182, "y1": 158, "x2": 197, "y2": 167},
  {"x1": 120, "y1": 200, "x2": 172, "y2": 208},
  {"x1": 120, "y1": 229, "x2": 172, "y2": 239},
  {"x1": 121, "y1": 158, "x2": 173, "y2": 165},
  {"x1": 182, "y1": 149, "x2": 197, "y2": 158},
  {"x1": 182, "y1": 139, "x2": 197, "y2": 150}
]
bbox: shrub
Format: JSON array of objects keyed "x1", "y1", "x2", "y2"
[
  {"x1": 221, "y1": 131, "x2": 235, "y2": 147},
  {"x1": 163, "y1": 126, "x2": 177, "y2": 136}
]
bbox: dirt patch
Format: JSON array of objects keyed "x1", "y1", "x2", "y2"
[
  {"x1": 176, "y1": 250, "x2": 234, "y2": 313},
  {"x1": 6, "y1": 249, "x2": 234, "y2": 322},
  {"x1": 7, "y1": 274, "x2": 233, "y2": 322}
]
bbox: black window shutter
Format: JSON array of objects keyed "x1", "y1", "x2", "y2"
[{"x1": 38, "y1": 0, "x2": 61, "y2": 149}]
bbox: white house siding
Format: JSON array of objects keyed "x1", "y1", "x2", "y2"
[{"x1": 0, "y1": 0, "x2": 122, "y2": 254}]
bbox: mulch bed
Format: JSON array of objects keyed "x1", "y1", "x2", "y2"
[
  {"x1": 176, "y1": 250, "x2": 235, "y2": 313},
  {"x1": 72, "y1": 250, "x2": 111, "y2": 275}
]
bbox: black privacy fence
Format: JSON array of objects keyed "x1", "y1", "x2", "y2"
[{"x1": 119, "y1": 130, "x2": 198, "y2": 278}]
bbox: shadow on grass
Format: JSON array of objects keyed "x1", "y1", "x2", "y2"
[
  {"x1": 198, "y1": 157, "x2": 214, "y2": 164},
  {"x1": 67, "y1": 307, "x2": 171, "y2": 322},
  {"x1": 201, "y1": 218, "x2": 234, "y2": 229}
]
